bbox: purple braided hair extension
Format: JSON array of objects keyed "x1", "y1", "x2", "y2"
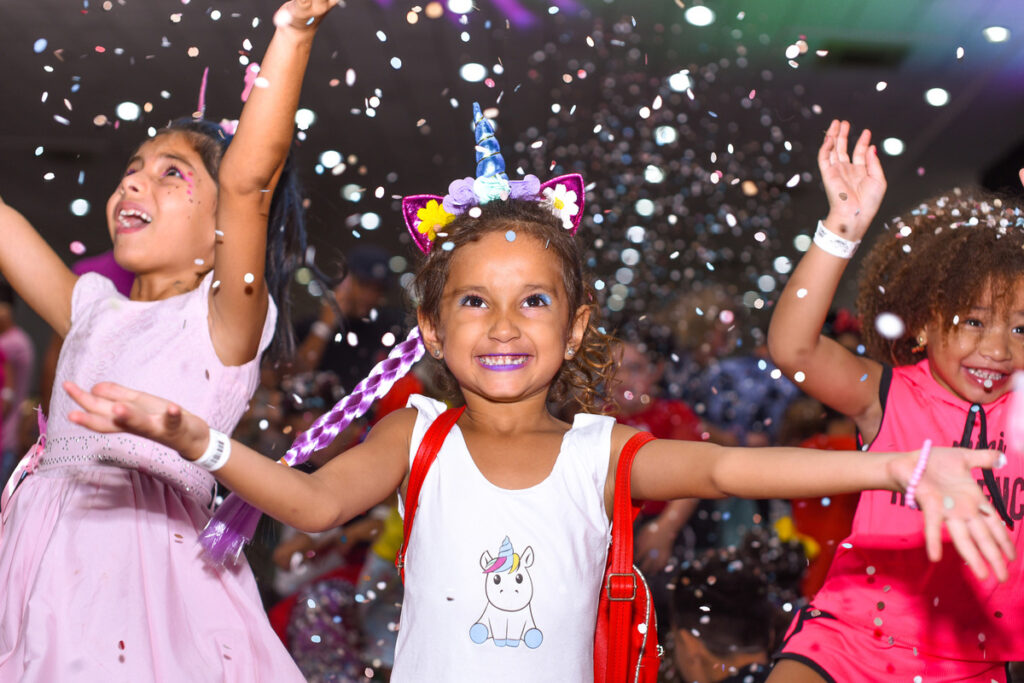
[{"x1": 199, "y1": 327, "x2": 425, "y2": 564}]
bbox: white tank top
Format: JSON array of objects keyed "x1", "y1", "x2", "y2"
[{"x1": 391, "y1": 395, "x2": 613, "y2": 682}]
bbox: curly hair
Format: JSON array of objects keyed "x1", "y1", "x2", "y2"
[
  {"x1": 412, "y1": 200, "x2": 616, "y2": 413},
  {"x1": 857, "y1": 187, "x2": 1024, "y2": 366}
]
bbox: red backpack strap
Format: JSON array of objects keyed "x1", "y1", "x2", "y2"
[
  {"x1": 396, "y1": 406, "x2": 466, "y2": 582},
  {"x1": 605, "y1": 431, "x2": 657, "y2": 680}
]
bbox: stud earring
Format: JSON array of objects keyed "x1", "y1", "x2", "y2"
[
  {"x1": 911, "y1": 336, "x2": 926, "y2": 354},
  {"x1": 432, "y1": 348, "x2": 442, "y2": 358},
  {"x1": 566, "y1": 347, "x2": 575, "y2": 358}
]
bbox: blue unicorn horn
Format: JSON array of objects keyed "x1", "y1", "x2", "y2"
[{"x1": 472, "y1": 102, "x2": 511, "y2": 203}]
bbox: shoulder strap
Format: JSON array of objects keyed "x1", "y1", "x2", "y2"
[
  {"x1": 878, "y1": 363, "x2": 893, "y2": 413},
  {"x1": 396, "y1": 405, "x2": 466, "y2": 582},
  {"x1": 605, "y1": 431, "x2": 657, "y2": 680},
  {"x1": 609, "y1": 431, "x2": 657, "y2": 575}
]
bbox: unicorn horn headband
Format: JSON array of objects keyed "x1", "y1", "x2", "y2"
[
  {"x1": 402, "y1": 102, "x2": 586, "y2": 254},
  {"x1": 199, "y1": 102, "x2": 585, "y2": 564}
]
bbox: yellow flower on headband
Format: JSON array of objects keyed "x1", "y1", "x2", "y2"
[{"x1": 415, "y1": 200, "x2": 455, "y2": 242}]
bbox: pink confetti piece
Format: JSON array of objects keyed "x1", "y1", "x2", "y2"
[
  {"x1": 196, "y1": 66, "x2": 209, "y2": 116},
  {"x1": 240, "y1": 62, "x2": 259, "y2": 102},
  {"x1": 70, "y1": 241, "x2": 86, "y2": 255}
]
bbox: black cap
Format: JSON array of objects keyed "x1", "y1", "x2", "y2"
[{"x1": 346, "y1": 244, "x2": 392, "y2": 287}]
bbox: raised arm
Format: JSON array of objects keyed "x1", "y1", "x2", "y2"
[
  {"x1": 64, "y1": 379, "x2": 408, "y2": 532},
  {"x1": 618, "y1": 425, "x2": 1014, "y2": 581},
  {"x1": 0, "y1": 198, "x2": 77, "y2": 336},
  {"x1": 768, "y1": 120, "x2": 886, "y2": 438},
  {"x1": 208, "y1": 0, "x2": 339, "y2": 365}
]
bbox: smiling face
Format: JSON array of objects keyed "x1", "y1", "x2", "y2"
[
  {"x1": 105, "y1": 131, "x2": 218, "y2": 277},
  {"x1": 419, "y1": 231, "x2": 589, "y2": 406},
  {"x1": 923, "y1": 279, "x2": 1024, "y2": 404}
]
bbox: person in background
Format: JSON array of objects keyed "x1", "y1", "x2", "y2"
[
  {"x1": 670, "y1": 532, "x2": 805, "y2": 683},
  {"x1": 660, "y1": 290, "x2": 800, "y2": 551},
  {"x1": 292, "y1": 244, "x2": 404, "y2": 394},
  {"x1": 610, "y1": 323, "x2": 736, "y2": 566},
  {"x1": 0, "y1": 278, "x2": 35, "y2": 485}
]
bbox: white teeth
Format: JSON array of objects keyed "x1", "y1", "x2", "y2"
[
  {"x1": 118, "y1": 208, "x2": 152, "y2": 223},
  {"x1": 479, "y1": 355, "x2": 527, "y2": 366},
  {"x1": 967, "y1": 368, "x2": 1005, "y2": 381}
]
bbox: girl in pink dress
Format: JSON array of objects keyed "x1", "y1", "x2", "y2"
[
  {"x1": 0, "y1": 1, "x2": 339, "y2": 679},
  {"x1": 769, "y1": 120, "x2": 1024, "y2": 681}
]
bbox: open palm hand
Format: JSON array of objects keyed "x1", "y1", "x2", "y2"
[{"x1": 818, "y1": 119, "x2": 887, "y2": 241}]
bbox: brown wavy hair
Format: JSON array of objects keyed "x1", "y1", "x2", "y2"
[
  {"x1": 412, "y1": 200, "x2": 616, "y2": 413},
  {"x1": 857, "y1": 187, "x2": 1024, "y2": 366}
]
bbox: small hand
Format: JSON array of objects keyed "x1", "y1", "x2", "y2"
[
  {"x1": 274, "y1": 0, "x2": 341, "y2": 32},
  {"x1": 894, "y1": 446, "x2": 1016, "y2": 581},
  {"x1": 272, "y1": 533, "x2": 317, "y2": 570},
  {"x1": 635, "y1": 518, "x2": 677, "y2": 574},
  {"x1": 818, "y1": 119, "x2": 887, "y2": 241},
  {"x1": 64, "y1": 381, "x2": 210, "y2": 461}
]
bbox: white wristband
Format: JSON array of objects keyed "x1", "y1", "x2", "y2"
[
  {"x1": 813, "y1": 220, "x2": 861, "y2": 259},
  {"x1": 193, "y1": 428, "x2": 232, "y2": 472}
]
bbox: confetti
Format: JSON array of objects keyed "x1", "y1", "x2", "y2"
[{"x1": 874, "y1": 313, "x2": 905, "y2": 339}]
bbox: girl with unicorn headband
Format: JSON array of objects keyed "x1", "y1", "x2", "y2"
[
  {"x1": 0, "y1": 0, "x2": 340, "y2": 679},
  {"x1": 66, "y1": 103, "x2": 1014, "y2": 681}
]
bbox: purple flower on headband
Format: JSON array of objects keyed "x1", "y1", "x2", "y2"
[
  {"x1": 509, "y1": 175, "x2": 541, "y2": 200},
  {"x1": 442, "y1": 178, "x2": 477, "y2": 214},
  {"x1": 443, "y1": 174, "x2": 542, "y2": 214}
]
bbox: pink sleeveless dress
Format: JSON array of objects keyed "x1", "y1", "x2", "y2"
[{"x1": 0, "y1": 273, "x2": 303, "y2": 682}]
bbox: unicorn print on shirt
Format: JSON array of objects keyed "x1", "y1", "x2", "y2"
[{"x1": 469, "y1": 536, "x2": 544, "y2": 649}]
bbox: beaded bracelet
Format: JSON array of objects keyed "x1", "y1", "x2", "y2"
[
  {"x1": 194, "y1": 428, "x2": 232, "y2": 472},
  {"x1": 813, "y1": 220, "x2": 861, "y2": 259},
  {"x1": 904, "y1": 438, "x2": 932, "y2": 510}
]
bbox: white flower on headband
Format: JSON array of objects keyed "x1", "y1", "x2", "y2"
[{"x1": 541, "y1": 183, "x2": 579, "y2": 229}]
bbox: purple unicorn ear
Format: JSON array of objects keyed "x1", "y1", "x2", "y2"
[
  {"x1": 402, "y1": 194, "x2": 450, "y2": 254},
  {"x1": 538, "y1": 173, "x2": 586, "y2": 234}
]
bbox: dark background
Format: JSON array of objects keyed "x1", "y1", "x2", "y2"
[{"x1": 2, "y1": 0, "x2": 1024, "y2": 350}]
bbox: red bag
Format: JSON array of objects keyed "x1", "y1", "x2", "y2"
[
  {"x1": 396, "y1": 408, "x2": 661, "y2": 682},
  {"x1": 594, "y1": 431, "x2": 661, "y2": 682}
]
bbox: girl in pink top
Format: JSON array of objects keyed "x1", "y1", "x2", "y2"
[
  {"x1": 769, "y1": 120, "x2": 1024, "y2": 682},
  {"x1": 0, "y1": 1, "x2": 339, "y2": 679}
]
